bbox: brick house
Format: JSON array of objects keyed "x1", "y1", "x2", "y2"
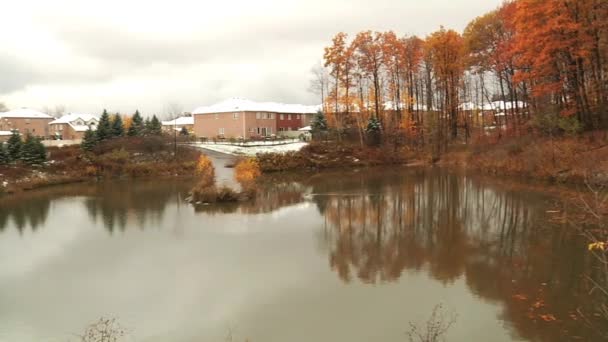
[
  {"x1": 192, "y1": 98, "x2": 318, "y2": 139},
  {"x1": 48, "y1": 113, "x2": 99, "y2": 140},
  {"x1": 0, "y1": 108, "x2": 54, "y2": 139}
]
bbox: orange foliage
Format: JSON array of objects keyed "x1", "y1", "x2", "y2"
[
  {"x1": 235, "y1": 158, "x2": 261, "y2": 187},
  {"x1": 195, "y1": 155, "x2": 215, "y2": 188}
]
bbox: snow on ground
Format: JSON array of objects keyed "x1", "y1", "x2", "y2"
[{"x1": 194, "y1": 142, "x2": 308, "y2": 156}]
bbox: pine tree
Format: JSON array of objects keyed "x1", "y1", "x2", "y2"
[
  {"x1": 20, "y1": 134, "x2": 45, "y2": 165},
  {"x1": 6, "y1": 131, "x2": 22, "y2": 162},
  {"x1": 81, "y1": 126, "x2": 98, "y2": 152},
  {"x1": 311, "y1": 111, "x2": 328, "y2": 131},
  {"x1": 143, "y1": 117, "x2": 152, "y2": 135},
  {"x1": 149, "y1": 115, "x2": 162, "y2": 135},
  {"x1": 96, "y1": 109, "x2": 112, "y2": 141},
  {"x1": 128, "y1": 110, "x2": 144, "y2": 136},
  {"x1": 0, "y1": 144, "x2": 9, "y2": 165},
  {"x1": 111, "y1": 114, "x2": 124, "y2": 137},
  {"x1": 366, "y1": 116, "x2": 381, "y2": 133},
  {"x1": 179, "y1": 126, "x2": 189, "y2": 136},
  {"x1": 33, "y1": 136, "x2": 47, "y2": 164}
]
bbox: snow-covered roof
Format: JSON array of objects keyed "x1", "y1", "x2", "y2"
[
  {"x1": 49, "y1": 113, "x2": 99, "y2": 125},
  {"x1": 460, "y1": 101, "x2": 528, "y2": 111},
  {"x1": 0, "y1": 131, "x2": 13, "y2": 136},
  {"x1": 0, "y1": 108, "x2": 53, "y2": 119},
  {"x1": 192, "y1": 98, "x2": 320, "y2": 115},
  {"x1": 162, "y1": 116, "x2": 194, "y2": 126},
  {"x1": 298, "y1": 126, "x2": 312, "y2": 131}
]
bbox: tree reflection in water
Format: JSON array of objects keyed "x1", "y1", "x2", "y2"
[{"x1": 314, "y1": 169, "x2": 603, "y2": 341}]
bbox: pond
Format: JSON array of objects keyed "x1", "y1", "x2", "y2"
[{"x1": 0, "y1": 168, "x2": 603, "y2": 341}]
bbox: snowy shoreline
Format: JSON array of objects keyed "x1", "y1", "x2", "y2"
[{"x1": 193, "y1": 142, "x2": 308, "y2": 156}]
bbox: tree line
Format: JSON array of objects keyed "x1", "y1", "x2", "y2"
[
  {"x1": 82, "y1": 110, "x2": 163, "y2": 152},
  {"x1": 312, "y1": 0, "x2": 607, "y2": 152},
  {"x1": 0, "y1": 132, "x2": 46, "y2": 165}
]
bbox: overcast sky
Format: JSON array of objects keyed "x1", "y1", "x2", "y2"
[{"x1": 0, "y1": 0, "x2": 502, "y2": 116}]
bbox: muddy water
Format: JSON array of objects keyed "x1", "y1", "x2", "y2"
[{"x1": 0, "y1": 168, "x2": 603, "y2": 341}]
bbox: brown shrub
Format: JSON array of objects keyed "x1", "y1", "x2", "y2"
[{"x1": 189, "y1": 184, "x2": 240, "y2": 203}]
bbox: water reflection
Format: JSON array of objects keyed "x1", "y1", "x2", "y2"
[
  {"x1": 0, "y1": 169, "x2": 604, "y2": 341},
  {"x1": 311, "y1": 169, "x2": 602, "y2": 341},
  {"x1": 0, "y1": 181, "x2": 192, "y2": 234}
]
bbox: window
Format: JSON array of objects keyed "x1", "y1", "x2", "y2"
[
  {"x1": 288, "y1": 114, "x2": 292, "y2": 120},
  {"x1": 233, "y1": 112, "x2": 239, "y2": 119},
  {"x1": 256, "y1": 112, "x2": 261, "y2": 119},
  {"x1": 298, "y1": 114, "x2": 302, "y2": 119},
  {"x1": 280, "y1": 114, "x2": 284, "y2": 120},
  {"x1": 25, "y1": 119, "x2": 31, "y2": 124},
  {"x1": 219, "y1": 128, "x2": 225, "y2": 135},
  {"x1": 215, "y1": 113, "x2": 219, "y2": 119}
]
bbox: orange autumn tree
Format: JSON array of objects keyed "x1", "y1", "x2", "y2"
[
  {"x1": 353, "y1": 31, "x2": 385, "y2": 125},
  {"x1": 425, "y1": 27, "x2": 465, "y2": 140},
  {"x1": 512, "y1": 0, "x2": 607, "y2": 128},
  {"x1": 324, "y1": 32, "x2": 349, "y2": 133}
]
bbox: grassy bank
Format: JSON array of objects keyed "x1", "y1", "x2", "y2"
[
  {"x1": 252, "y1": 131, "x2": 608, "y2": 186},
  {"x1": 0, "y1": 136, "x2": 200, "y2": 194},
  {"x1": 256, "y1": 142, "x2": 415, "y2": 172},
  {"x1": 438, "y1": 131, "x2": 608, "y2": 185}
]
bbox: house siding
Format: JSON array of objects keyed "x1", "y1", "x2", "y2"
[
  {"x1": 49, "y1": 123, "x2": 85, "y2": 140},
  {"x1": 0, "y1": 117, "x2": 53, "y2": 139},
  {"x1": 193, "y1": 111, "x2": 314, "y2": 139}
]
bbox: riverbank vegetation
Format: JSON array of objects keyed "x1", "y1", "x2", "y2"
[
  {"x1": 302, "y1": 0, "x2": 608, "y2": 184},
  {"x1": 188, "y1": 155, "x2": 260, "y2": 204},
  {"x1": 0, "y1": 110, "x2": 199, "y2": 194}
]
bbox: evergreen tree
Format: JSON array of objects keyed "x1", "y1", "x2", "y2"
[
  {"x1": 0, "y1": 144, "x2": 9, "y2": 165},
  {"x1": 33, "y1": 137, "x2": 47, "y2": 164},
  {"x1": 6, "y1": 131, "x2": 22, "y2": 162},
  {"x1": 96, "y1": 109, "x2": 112, "y2": 141},
  {"x1": 81, "y1": 126, "x2": 98, "y2": 152},
  {"x1": 20, "y1": 134, "x2": 46, "y2": 165},
  {"x1": 179, "y1": 126, "x2": 189, "y2": 136},
  {"x1": 128, "y1": 110, "x2": 144, "y2": 136},
  {"x1": 111, "y1": 114, "x2": 125, "y2": 137},
  {"x1": 149, "y1": 115, "x2": 162, "y2": 135},
  {"x1": 311, "y1": 110, "x2": 328, "y2": 132},
  {"x1": 366, "y1": 116, "x2": 381, "y2": 133},
  {"x1": 143, "y1": 117, "x2": 152, "y2": 135}
]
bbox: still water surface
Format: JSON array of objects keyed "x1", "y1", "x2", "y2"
[{"x1": 0, "y1": 168, "x2": 598, "y2": 341}]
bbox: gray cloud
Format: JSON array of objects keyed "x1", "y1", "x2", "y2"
[{"x1": 0, "y1": 0, "x2": 503, "y2": 114}]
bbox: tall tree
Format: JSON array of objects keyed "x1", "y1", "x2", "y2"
[
  {"x1": 0, "y1": 144, "x2": 9, "y2": 165},
  {"x1": 111, "y1": 114, "x2": 125, "y2": 137},
  {"x1": 6, "y1": 131, "x2": 22, "y2": 162},
  {"x1": 127, "y1": 110, "x2": 144, "y2": 136},
  {"x1": 426, "y1": 27, "x2": 465, "y2": 140},
  {"x1": 148, "y1": 115, "x2": 162, "y2": 135},
  {"x1": 96, "y1": 110, "x2": 112, "y2": 141},
  {"x1": 353, "y1": 31, "x2": 385, "y2": 124},
  {"x1": 324, "y1": 32, "x2": 349, "y2": 131},
  {"x1": 81, "y1": 126, "x2": 98, "y2": 152}
]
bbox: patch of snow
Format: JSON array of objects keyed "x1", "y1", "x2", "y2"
[
  {"x1": 162, "y1": 116, "x2": 194, "y2": 126},
  {"x1": 196, "y1": 142, "x2": 308, "y2": 156}
]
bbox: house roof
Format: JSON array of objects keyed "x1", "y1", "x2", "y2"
[
  {"x1": 0, "y1": 131, "x2": 13, "y2": 136},
  {"x1": 49, "y1": 113, "x2": 99, "y2": 125},
  {"x1": 0, "y1": 108, "x2": 53, "y2": 119},
  {"x1": 192, "y1": 98, "x2": 320, "y2": 115},
  {"x1": 161, "y1": 116, "x2": 194, "y2": 126}
]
